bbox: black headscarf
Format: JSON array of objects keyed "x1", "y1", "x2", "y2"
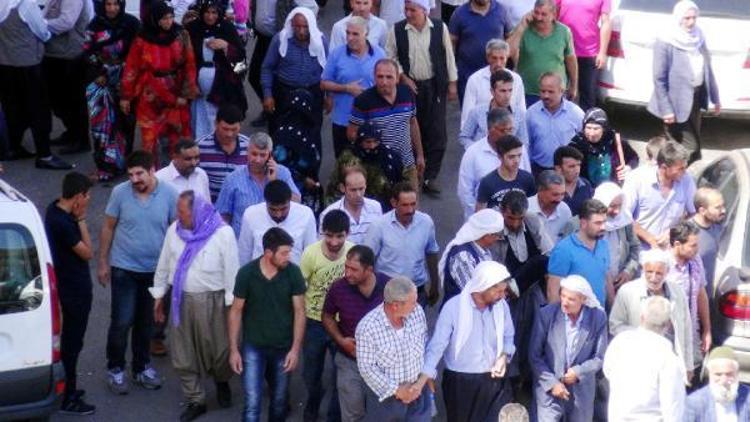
[
  {"x1": 139, "y1": 1, "x2": 182, "y2": 46},
  {"x1": 87, "y1": 0, "x2": 140, "y2": 54},
  {"x1": 572, "y1": 107, "x2": 616, "y2": 157}
]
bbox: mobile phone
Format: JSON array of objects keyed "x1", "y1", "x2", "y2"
[{"x1": 264, "y1": 158, "x2": 271, "y2": 175}]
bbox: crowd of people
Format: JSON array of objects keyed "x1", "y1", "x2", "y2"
[{"x1": 3, "y1": 0, "x2": 740, "y2": 420}]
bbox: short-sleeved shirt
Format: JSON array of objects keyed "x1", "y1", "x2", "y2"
[
  {"x1": 517, "y1": 22, "x2": 574, "y2": 95},
  {"x1": 350, "y1": 85, "x2": 416, "y2": 167},
  {"x1": 233, "y1": 258, "x2": 307, "y2": 349},
  {"x1": 548, "y1": 232, "x2": 610, "y2": 305},
  {"x1": 321, "y1": 43, "x2": 385, "y2": 126},
  {"x1": 45, "y1": 201, "x2": 91, "y2": 295},
  {"x1": 563, "y1": 177, "x2": 594, "y2": 217},
  {"x1": 300, "y1": 240, "x2": 354, "y2": 321},
  {"x1": 105, "y1": 181, "x2": 178, "y2": 273},
  {"x1": 556, "y1": 0, "x2": 611, "y2": 58},
  {"x1": 526, "y1": 99, "x2": 584, "y2": 168},
  {"x1": 197, "y1": 132, "x2": 249, "y2": 201},
  {"x1": 696, "y1": 222, "x2": 721, "y2": 290},
  {"x1": 476, "y1": 169, "x2": 536, "y2": 210},
  {"x1": 323, "y1": 272, "x2": 389, "y2": 338}
]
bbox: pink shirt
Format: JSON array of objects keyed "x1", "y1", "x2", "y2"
[{"x1": 556, "y1": 0, "x2": 611, "y2": 58}]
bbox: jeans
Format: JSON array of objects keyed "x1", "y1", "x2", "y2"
[
  {"x1": 242, "y1": 343, "x2": 290, "y2": 422},
  {"x1": 303, "y1": 319, "x2": 340, "y2": 422},
  {"x1": 60, "y1": 291, "x2": 92, "y2": 397},
  {"x1": 106, "y1": 267, "x2": 154, "y2": 373}
]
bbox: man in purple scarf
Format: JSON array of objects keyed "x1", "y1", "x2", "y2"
[{"x1": 150, "y1": 190, "x2": 240, "y2": 421}]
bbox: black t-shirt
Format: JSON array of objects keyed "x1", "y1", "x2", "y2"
[
  {"x1": 477, "y1": 169, "x2": 536, "y2": 210},
  {"x1": 45, "y1": 201, "x2": 91, "y2": 295}
]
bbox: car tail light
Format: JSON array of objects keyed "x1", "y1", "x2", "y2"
[
  {"x1": 719, "y1": 290, "x2": 750, "y2": 320},
  {"x1": 47, "y1": 263, "x2": 62, "y2": 363},
  {"x1": 607, "y1": 31, "x2": 624, "y2": 58}
]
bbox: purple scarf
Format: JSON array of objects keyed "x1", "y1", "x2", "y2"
[{"x1": 171, "y1": 195, "x2": 224, "y2": 326}]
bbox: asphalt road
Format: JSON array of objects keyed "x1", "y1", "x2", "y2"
[{"x1": 2, "y1": 3, "x2": 749, "y2": 421}]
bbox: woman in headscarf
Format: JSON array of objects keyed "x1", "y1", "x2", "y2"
[
  {"x1": 120, "y1": 0, "x2": 198, "y2": 167},
  {"x1": 84, "y1": 0, "x2": 140, "y2": 181},
  {"x1": 593, "y1": 182, "x2": 640, "y2": 290},
  {"x1": 185, "y1": 0, "x2": 247, "y2": 139},
  {"x1": 570, "y1": 107, "x2": 638, "y2": 187},
  {"x1": 647, "y1": 0, "x2": 720, "y2": 165}
]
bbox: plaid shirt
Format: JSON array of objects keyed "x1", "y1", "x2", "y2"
[{"x1": 355, "y1": 303, "x2": 427, "y2": 401}]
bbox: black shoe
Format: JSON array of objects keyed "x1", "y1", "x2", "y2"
[
  {"x1": 35, "y1": 155, "x2": 74, "y2": 170},
  {"x1": 422, "y1": 179, "x2": 442, "y2": 196},
  {"x1": 250, "y1": 113, "x2": 267, "y2": 128},
  {"x1": 180, "y1": 402, "x2": 207, "y2": 422},
  {"x1": 59, "y1": 142, "x2": 91, "y2": 155},
  {"x1": 216, "y1": 381, "x2": 231, "y2": 408},
  {"x1": 59, "y1": 397, "x2": 96, "y2": 415},
  {"x1": 5, "y1": 147, "x2": 35, "y2": 161}
]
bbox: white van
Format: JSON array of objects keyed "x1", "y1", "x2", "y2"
[{"x1": 0, "y1": 180, "x2": 65, "y2": 421}]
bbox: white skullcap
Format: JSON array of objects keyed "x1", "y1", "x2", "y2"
[
  {"x1": 640, "y1": 248, "x2": 671, "y2": 266},
  {"x1": 406, "y1": 0, "x2": 430, "y2": 11}
]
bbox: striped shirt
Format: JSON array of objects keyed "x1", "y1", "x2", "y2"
[
  {"x1": 261, "y1": 34, "x2": 328, "y2": 98},
  {"x1": 350, "y1": 85, "x2": 416, "y2": 167},
  {"x1": 197, "y1": 132, "x2": 249, "y2": 201},
  {"x1": 318, "y1": 197, "x2": 383, "y2": 245}
]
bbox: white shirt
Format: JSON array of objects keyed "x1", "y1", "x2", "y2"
[
  {"x1": 237, "y1": 202, "x2": 318, "y2": 265},
  {"x1": 457, "y1": 137, "x2": 500, "y2": 220},
  {"x1": 461, "y1": 65, "x2": 526, "y2": 127},
  {"x1": 527, "y1": 194, "x2": 572, "y2": 244},
  {"x1": 329, "y1": 14, "x2": 388, "y2": 51},
  {"x1": 319, "y1": 197, "x2": 383, "y2": 245},
  {"x1": 150, "y1": 224, "x2": 239, "y2": 306},
  {"x1": 155, "y1": 162, "x2": 211, "y2": 202},
  {"x1": 604, "y1": 328, "x2": 686, "y2": 422}
]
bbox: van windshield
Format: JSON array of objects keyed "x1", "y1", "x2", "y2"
[
  {"x1": 0, "y1": 224, "x2": 43, "y2": 315},
  {"x1": 618, "y1": 0, "x2": 750, "y2": 19}
]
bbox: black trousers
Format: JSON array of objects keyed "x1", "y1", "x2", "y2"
[
  {"x1": 248, "y1": 32, "x2": 273, "y2": 101},
  {"x1": 665, "y1": 86, "x2": 703, "y2": 165},
  {"x1": 442, "y1": 369, "x2": 512, "y2": 422},
  {"x1": 60, "y1": 292, "x2": 93, "y2": 397},
  {"x1": 0, "y1": 64, "x2": 52, "y2": 157},
  {"x1": 331, "y1": 123, "x2": 350, "y2": 159},
  {"x1": 577, "y1": 56, "x2": 598, "y2": 112},
  {"x1": 415, "y1": 78, "x2": 447, "y2": 181},
  {"x1": 42, "y1": 55, "x2": 89, "y2": 146}
]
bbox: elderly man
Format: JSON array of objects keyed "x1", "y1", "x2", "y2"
[
  {"x1": 386, "y1": 0, "x2": 458, "y2": 196},
  {"x1": 320, "y1": 166, "x2": 383, "y2": 245},
  {"x1": 510, "y1": 0, "x2": 577, "y2": 104},
  {"x1": 420, "y1": 261, "x2": 515, "y2": 421},
  {"x1": 529, "y1": 275, "x2": 608, "y2": 422},
  {"x1": 215, "y1": 132, "x2": 300, "y2": 237},
  {"x1": 355, "y1": 276, "x2": 430, "y2": 422},
  {"x1": 527, "y1": 170, "x2": 572, "y2": 244},
  {"x1": 461, "y1": 39, "x2": 525, "y2": 127},
  {"x1": 197, "y1": 105, "x2": 250, "y2": 201},
  {"x1": 322, "y1": 16, "x2": 386, "y2": 158},
  {"x1": 151, "y1": 191, "x2": 239, "y2": 421},
  {"x1": 330, "y1": 0, "x2": 388, "y2": 50},
  {"x1": 686, "y1": 346, "x2": 750, "y2": 421},
  {"x1": 438, "y1": 209, "x2": 504, "y2": 304},
  {"x1": 156, "y1": 140, "x2": 211, "y2": 201},
  {"x1": 604, "y1": 296, "x2": 687, "y2": 422},
  {"x1": 457, "y1": 108, "x2": 515, "y2": 220},
  {"x1": 526, "y1": 72, "x2": 584, "y2": 174},
  {"x1": 691, "y1": 187, "x2": 726, "y2": 292}
]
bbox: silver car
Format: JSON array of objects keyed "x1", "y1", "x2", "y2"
[{"x1": 696, "y1": 150, "x2": 750, "y2": 382}]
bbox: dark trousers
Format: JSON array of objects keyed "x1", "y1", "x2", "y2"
[
  {"x1": 60, "y1": 291, "x2": 93, "y2": 398},
  {"x1": 248, "y1": 33, "x2": 273, "y2": 101},
  {"x1": 331, "y1": 123, "x2": 351, "y2": 159},
  {"x1": 303, "y1": 319, "x2": 341, "y2": 422},
  {"x1": 42, "y1": 55, "x2": 89, "y2": 147},
  {"x1": 577, "y1": 56, "x2": 598, "y2": 112},
  {"x1": 0, "y1": 64, "x2": 52, "y2": 157},
  {"x1": 441, "y1": 3, "x2": 458, "y2": 25},
  {"x1": 665, "y1": 86, "x2": 703, "y2": 165},
  {"x1": 363, "y1": 384, "x2": 432, "y2": 422},
  {"x1": 106, "y1": 267, "x2": 154, "y2": 373},
  {"x1": 415, "y1": 78, "x2": 447, "y2": 181},
  {"x1": 442, "y1": 369, "x2": 512, "y2": 422}
]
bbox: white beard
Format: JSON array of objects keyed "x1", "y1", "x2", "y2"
[{"x1": 710, "y1": 381, "x2": 739, "y2": 404}]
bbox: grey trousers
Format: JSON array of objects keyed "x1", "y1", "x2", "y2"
[
  {"x1": 335, "y1": 352, "x2": 367, "y2": 422},
  {"x1": 169, "y1": 290, "x2": 232, "y2": 404}
]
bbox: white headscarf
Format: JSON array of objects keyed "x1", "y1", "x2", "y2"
[
  {"x1": 278, "y1": 7, "x2": 326, "y2": 69},
  {"x1": 438, "y1": 209, "x2": 504, "y2": 288},
  {"x1": 661, "y1": 0, "x2": 705, "y2": 51},
  {"x1": 593, "y1": 182, "x2": 632, "y2": 232},
  {"x1": 560, "y1": 275, "x2": 602, "y2": 309},
  {"x1": 454, "y1": 261, "x2": 511, "y2": 358},
  {"x1": 0, "y1": 0, "x2": 23, "y2": 24},
  {"x1": 406, "y1": 0, "x2": 430, "y2": 11}
]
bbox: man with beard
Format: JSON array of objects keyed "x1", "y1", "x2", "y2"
[
  {"x1": 527, "y1": 170, "x2": 572, "y2": 243},
  {"x1": 320, "y1": 166, "x2": 383, "y2": 245},
  {"x1": 691, "y1": 187, "x2": 726, "y2": 292},
  {"x1": 686, "y1": 347, "x2": 750, "y2": 421},
  {"x1": 98, "y1": 150, "x2": 179, "y2": 394},
  {"x1": 156, "y1": 140, "x2": 211, "y2": 201},
  {"x1": 547, "y1": 199, "x2": 612, "y2": 306},
  {"x1": 237, "y1": 180, "x2": 317, "y2": 265}
]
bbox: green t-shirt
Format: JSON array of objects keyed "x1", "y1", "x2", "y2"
[
  {"x1": 233, "y1": 259, "x2": 307, "y2": 349},
  {"x1": 300, "y1": 240, "x2": 353, "y2": 321},
  {"x1": 517, "y1": 22, "x2": 574, "y2": 95}
]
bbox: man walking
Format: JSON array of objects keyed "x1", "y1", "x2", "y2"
[
  {"x1": 527, "y1": 170, "x2": 572, "y2": 243},
  {"x1": 319, "y1": 167, "x2": 383, "y2": 245},
  {"x1": 691, "y1": 187, "x2": 725, "y2": 291},
  {"x1": 197, "y1": 105, "x2": 249, "y2": 201},
  {"x1": 156, "y1": 140, "x2": 211, "y2": 200}
]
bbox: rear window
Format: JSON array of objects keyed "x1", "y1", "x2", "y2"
[
  {"x1": 0, "y1": 224, "x2": 43, "y2": 315},
  {"x1": 618, "y1": 0, "x2": 750, "y2": 18}
]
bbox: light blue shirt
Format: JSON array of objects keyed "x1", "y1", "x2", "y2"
[
  {"x1": 364, "y1": 210, "x2": 439, "y2": 287},
  {"x1": 565, "y1": 307, "x2": 585, "y2": 367},
  {"x1": 526, "y1": 99, "x2": 584, "y2": 168},
  {"x1": 458, "y1": 103, "x2": 528, "y2": 150},
  {"x1": 17, "y1": 0, "x2": 52, "y2": 41},
  {"x1": 215, "y1": 165, "x2": 301, "y2": 237},
  {"x1": 423, "y1": 295, "x2": 515, "y2": 378},
  {"x1": 105, "y1": 180, "x2": 178, "y2": 273},
  {"x1": 329, "y1": 14, "x2": 388, "y2": 51}
]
